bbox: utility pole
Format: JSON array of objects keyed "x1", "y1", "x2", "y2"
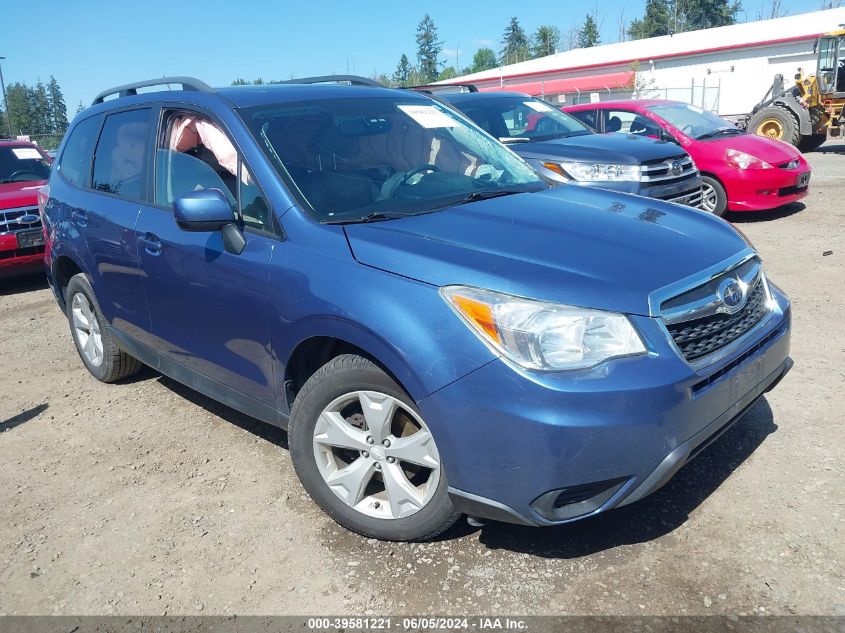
[{"x1": 0, "y1": 57, "x2": 12, "y2": 136}]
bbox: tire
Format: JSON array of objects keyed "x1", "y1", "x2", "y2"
[
  {"x1": 65, "y1": 273, "x2": 143, "y2": 383},
  {"x1": 798, "y1": 133, "x2": 827, "y2": 152},
  {"x1": 700, "y1": 176, "x2": 728, "y2": 217},
  {"x1": 288, "y1": 354, "x2": 460, "y2": 541},
  {"x1": 748, "y1": 105, "x2": 800, "y2": 147}
]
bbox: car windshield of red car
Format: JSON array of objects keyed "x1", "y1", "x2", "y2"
[{"x1": 0, "y1": 145, "x2": 52, "y2": 184}]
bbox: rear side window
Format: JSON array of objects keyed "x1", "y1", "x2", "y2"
[
  {"x1": 92, "y1": 109, "x2": 151, "y2": 202},
  {"x1": 571, "y1": 109, "x2": 597, "y2": 131},
  {"x1": 58, "y1": 115, "x2": 103, "y2": 188}
]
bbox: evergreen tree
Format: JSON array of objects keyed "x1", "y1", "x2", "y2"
[
  {"x1": 628, "y1": 0, "x2": 672, "y2": 39},
  {"x1": 75, "y1": 102, "x2": 85, "y2": 116},
  {"x1": 416, "y1": 14, "x2": 443, "y2": 83},
  {"x1": 438, "y1": 66, "x2": 458, "y2": 81},
  {"x1": 47, "y1": 76, "x2": 68, "y2": 133},
  {"x1": 531, "y1": 25, "x2": 561, "y2": 59},
  {"x1": 394, "y1": 54, "x2": 413, "y2": 86},
  {"x1": 676, "y1": 0, "x2": 741, "y2": 30},
  {"x1": 500, "y1": 17, "x2": 529, "y2": 65},
  {"x1": 231, "y1": 78, "x2": 249, "y2": 85},
  {"x1": 6, "y1": 83, "x2": 32, "y2": 134},
  {"x1": 470, "y1": 47, "x2": 498, "y2": 73},
  {"x1": 578, "y1": 15, "x2": 601, "y2": 48}
]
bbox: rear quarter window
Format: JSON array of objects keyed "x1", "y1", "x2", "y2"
[{"x1": 57, "y1": 114, "x2": 103, "y2": 188}]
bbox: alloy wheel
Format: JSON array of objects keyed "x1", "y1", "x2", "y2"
[
  {"x1": 701, "y1": 182, "x2": 719, "y2": 213},
  {"x1": 71, "y1": 292, "x2": 104, "y2": 367},
  {"x1": 312, "y1": 390, "x2": 441, "y2": 520}
]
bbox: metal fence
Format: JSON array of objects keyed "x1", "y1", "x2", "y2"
[{"x1": 11, "y1": 132, "x2": 66, "y2": 151}]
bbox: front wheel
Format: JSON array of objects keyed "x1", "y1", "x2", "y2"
[
  {"x1": 288, "y1": 354, "x2": 460, "y2": 541},
  {"x1": 700, "y1": 176, "x2": 728, "y2": 216}
]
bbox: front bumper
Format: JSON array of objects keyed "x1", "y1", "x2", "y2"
[
  {"x1": 0, "y1": 234, "x2": 45, "y2": 278},
  {"x1": 420, "y1": 286, "x2": 791, "y2": 526},
  {"x1": 726, "y1": 161, "x2": 811, "y2": 212}
]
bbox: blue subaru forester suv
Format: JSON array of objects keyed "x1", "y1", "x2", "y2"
[{"x1": 41, "y1": 76, "x2": 792, "y2": 541}]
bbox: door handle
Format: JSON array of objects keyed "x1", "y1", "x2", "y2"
[
  {"x1": 71, "y1": 208, "x2": 87, "y2": 226},
  {"x1": 138, "y1": 233, "x2": 162, "y2": 256}
]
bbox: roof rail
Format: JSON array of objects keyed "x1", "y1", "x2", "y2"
[
  {"x1": 281, "y1": 74, "x2": 386, "y2": 88},
  {"x1": 407, "y1": 83, "x2": 479, "y2": 94},
  {"x1": 92, "y1": 76, "x2": 213, "y2": 105}
]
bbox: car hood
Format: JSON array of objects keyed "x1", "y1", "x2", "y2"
[
  {"x1": 0, "y1": 180, "x2": 44, "y2": 208},
  {"x1": 702, "y1": 133, "x2": 802, "y2": 165},
  {"x1": 344, "y1": 186, "x2": 748, "y2": 316},
  {"x1": 511, "y1": 133, "x2": 684, "y2": 165}
]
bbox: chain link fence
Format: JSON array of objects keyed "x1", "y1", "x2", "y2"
[
  {"x1": 8, "y1": 132, "x2": 67, "y2": 152},
  {"x1": 536, "y1": 83, "x2": 722, "y2": 113}
]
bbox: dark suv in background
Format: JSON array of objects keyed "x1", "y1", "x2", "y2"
[{"x1": 429, "y1": 89, "x2": 704, "y2": 209}]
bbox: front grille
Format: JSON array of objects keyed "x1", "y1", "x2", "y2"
[
  {"x1": 0, "y1": 245, "x2": 44, "y2": 260},
  {"x1": 661, "y1": 186, "x2": 704, "y2": 208},
  {"x1": 666, "y1": 276, "x2": 768, "y2": 362},
  {"x1": 778, "y1": 159, "x2": 800, "y2": 170},
  {"x1": 641, "y1": 155, "x2": 698, "y2": 186},
  {"x1": 0, "y1": 206, "x2": 42, "y2": 235}
]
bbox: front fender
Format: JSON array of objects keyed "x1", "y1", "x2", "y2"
[{"x1": 268, "y1": 218, "x2": 498, "y2": 410}]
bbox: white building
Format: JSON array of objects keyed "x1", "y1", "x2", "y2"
[{"x1": 439, "y1": 8, "x2": 845, "y2": 117}]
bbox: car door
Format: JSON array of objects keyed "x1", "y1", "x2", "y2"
[
  {"x1": 135, "y1": 107, "x2": 277, "y2": 407},
  {"x1": 69, "y1": 108, "x2": 153, "y2": 340}
]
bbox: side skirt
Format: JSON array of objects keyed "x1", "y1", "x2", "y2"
[{"x1": 111, "y1": 329, "x2": 289, "y2": 430}]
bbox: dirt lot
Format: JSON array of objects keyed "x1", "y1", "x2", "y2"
[{"x1": 0, "y1": 146, "x2": 842, "y2": 617}]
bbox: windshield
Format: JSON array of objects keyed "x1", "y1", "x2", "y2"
[
  {"x1": 649, "y1": 103, "x2": 743, "y2": 140},
  {"x1": 239, "y1": 96, "x2": 543, "y2": 222},
  {"x1": 451, "y1": 95, "x2": 592, "y2": 142},
  {"x1": 0, "y1": 145, "x2": 51, "y2": 184}
]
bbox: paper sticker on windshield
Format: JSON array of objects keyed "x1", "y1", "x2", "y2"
[
  {"x1": 12, "y1": 147, "x2": 42, "y2": 160},
  {"x1": 398, "y1": 105, "x2": 458, "y2": 128},
  {"x1": 523, "y1": 101, "x2": 553, "y2": 112}
]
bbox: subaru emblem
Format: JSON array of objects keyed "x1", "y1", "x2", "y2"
[{"x1": 718, "y1": 278, "x2": 746, "y2": 313}]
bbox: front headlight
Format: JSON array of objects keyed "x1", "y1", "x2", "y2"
[
  {"x1": 555, "y1": 161, "x2": 641, "y2": 182},
  {"x1": 441, "y1": 286, "x2": 647, "y2": 371},
  {"x1": 726, "y1": 149, "x2": 773, "y2": 170}
]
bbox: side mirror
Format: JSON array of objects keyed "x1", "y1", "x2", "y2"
[{"x1": 173, "y1": 189, "x2": 246, "y2": 255}]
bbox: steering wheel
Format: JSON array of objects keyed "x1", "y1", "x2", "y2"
[
  {"x1": 399, "y1": 163, "x2": 440, "y2": 186},
  {"x1": 381, "y1": 164, "x2": 441, "y2": 199},
  {"x1": 6, "y1": 169, "x2": 40, "y2": 182}
]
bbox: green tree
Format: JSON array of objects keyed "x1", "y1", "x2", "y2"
[
  {"x1": 416, "y1": 14, "x2": 443, "y2": 83},
  {"x1": 628, "y1": 0, "x2": 671, "y2": 39},
  {"x1": 30, "y1": 82, "x2": 51, "y2": 134},
  {"x1": 578, "y1": 14, "x2": 601, "y2": 48},
  {"x1": 394, "y1": 54, "x2": 413, "y2": 86},
  {"x1": 675, "y1": 0, "x2": 740, "y2": 30},
  {"x1": 470, "y1": 47, "x2": 498, "y2": 73},
  {"x1": 438, "y1": 66, "x2": 458, "y2": 81},
  {"x1": 47, "y1": 76, "x2": 68, "y2": 133},
  {"x1": 6, "y1": 83, "x2": 33, "y2": 134},
  {"x1": 531, "y1": 25, "x2": 561, "y2": 59},
  {"x1": 75, "y1": 101, "x2": 85, "y2": 116},
  {"x1": 231, "y1": 78, "x2": 249, "y2": 85},
  {"x1": 500, "y1": 17, "x2": 529, "y2": 65}
]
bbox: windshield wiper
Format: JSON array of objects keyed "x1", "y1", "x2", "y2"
[
  {"x1": 498, "y1": 137, "x2": 532, "y2": 143},
  {"x1": 696, "y1": 128, "x2": 743, "y2": 140},
  {"x1": 325, "y1": 211, "x2": 410, "y2": 225},
  {"x1": 453, "y1": 189, "x2": 530, "y2": 206}
]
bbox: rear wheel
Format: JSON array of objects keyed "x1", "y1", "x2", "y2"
[
  {"x1": 289, "y1": 354, "x2": 460, "y2": 541},
  {"x1": 798, "y1": 133, "x2": 827, "y2": 152},
  {"x1": 700, "y1": 176, "x2": 728, "y2": 217},
  {"x1": 749, "y1": 106, "x2": 800, "y2": 147},
  {"x1": 65, "y1": 273, "x2": 143, "y2": 383}
]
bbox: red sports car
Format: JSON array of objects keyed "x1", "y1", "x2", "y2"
[
  {"x1": 0, "y1": 140, "x2": 51, "y2": 277},
  {"x1": 564, "y1": 100, "x2": 811, "y2": 216}
]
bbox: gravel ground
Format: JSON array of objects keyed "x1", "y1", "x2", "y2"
[{"x1": 0, "y1": 145, "x2": 842, "y2": 616}]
